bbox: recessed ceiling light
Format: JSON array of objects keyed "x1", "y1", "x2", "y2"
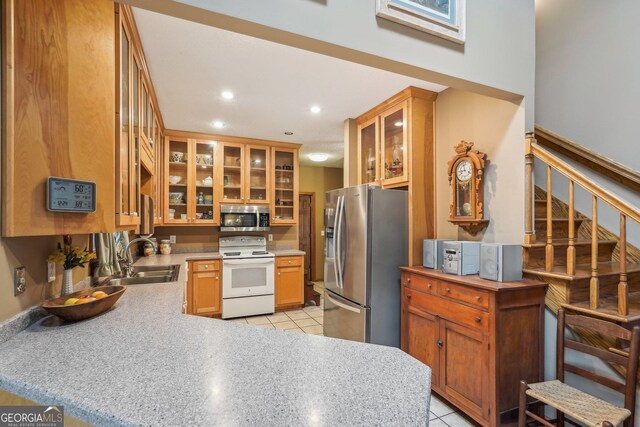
[
  {"x1": 308, "y1": 153, "x2": 329, "y2": 162},
  {"x1": 221, "y1": 91, "x2": 234, "y2": 100},
  {"x1": 211, "y1": 121, "x2": 225, "y2": 129},
  {"x1": 284, "y1": 131, "x2": 294, "y2": 136},
  {"x1": 310, "y1": 105, "x2": 321, "y2": 114},
  {"x1": 394, "y1": 121, "x2": 404, "y2": 127}
]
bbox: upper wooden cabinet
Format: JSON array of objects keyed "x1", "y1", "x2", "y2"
[
  {"x1": 115, "y1": 4, "x2": 164, "y2": 230},
  {"x1": 1, "y1": 0, "x2": 116, "y2": 236},
  {"x1": 219, "y1": 142, "x2": 271, "y2": 205},
  {"x1": 165, "y1": 137, "x2": 219, "y2": 226},
  {"x1": 272, "y1": 148, "x2": 299, "y2": 225},
  {"x1": 354, "y1": 87, "x2": 438, "y2": 264}
]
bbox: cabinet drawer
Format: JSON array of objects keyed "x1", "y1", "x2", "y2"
[
  {"x1": 276, "y1": 256, "x2": 302, "y2": 267},
  {"x1": 403, "y1": 273, "x2": 437, "y2": 295},
  {"x1": 192, "y1": 260, "x2": 220, "y2": 273},
  {"x1": 405, "y1": 289, "x2": 489, "y2": 333},
  {"x1": 437, "y1": 281, "x2": 489, "y2": 310}
]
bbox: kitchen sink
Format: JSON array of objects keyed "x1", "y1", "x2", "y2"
[{"x1": 101, "y1": 265, "x2": 180, "y2": 286}]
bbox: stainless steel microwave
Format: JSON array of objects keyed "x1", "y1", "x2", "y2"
[{"x1": 220, "y1": 205, "x2": 270, "y2": 232}]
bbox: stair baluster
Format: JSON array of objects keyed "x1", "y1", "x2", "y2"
[
  {"x1": 567, "y1": 180, "x2": 576, "y2": 276},
  {"x1": 524, "y1": 136, "x2": 536, "y2": 245},
  {"x1": 590, "y1": 196, "x2": 600, "y2": 309},
  {"x1": 618, "y1": 214, "x2": 628, "y2": 316},
  {"x1": 546, "y1": 165, "x2": 554, "y2": 271}
]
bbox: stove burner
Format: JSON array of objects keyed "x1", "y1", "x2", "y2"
[
  {"x1": 252, "y1": 251, "x2": 269, "y2": 255},
  {"x1": 224, "y1": 252, "x2": 241, "y2": 256}
]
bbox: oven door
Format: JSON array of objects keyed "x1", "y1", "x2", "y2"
[{"x1": 222, "y1": 258, "x2": 275, "y2": 298}]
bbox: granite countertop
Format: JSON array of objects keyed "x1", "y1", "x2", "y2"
[{"x1": 0, "y1": 253, "x2": 431, "y2": 426}]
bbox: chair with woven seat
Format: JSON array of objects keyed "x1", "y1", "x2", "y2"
[{"x1": 519, "y1": 308, "x2": 640, "y2": 427}]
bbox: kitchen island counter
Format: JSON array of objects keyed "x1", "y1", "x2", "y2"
[{"x1": 0, "y1": 254, "x2": 431, "y2": 426}]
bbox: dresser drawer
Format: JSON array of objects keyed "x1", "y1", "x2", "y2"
[
  {"x1": 437, "y1": 281, "x2": 489, "y2": 310},
  {"x1": 405, "y1": 288, "x2": 489, "y2": 333},
  {"x1": 192, "y1": 260, "x2": 220, "y2": 273},
  {"x1": 276, "y1": 256, "x2": 302, "y2": 267},
  {"x1": 403, "y1": 273, "x2": 437, "y2": 295}
]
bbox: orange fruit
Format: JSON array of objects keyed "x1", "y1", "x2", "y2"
[
  {"x1": 75, "y1": 297, "x2": 96, "y2": 304},
  {"x1": 91, "y1": 291, "x2": 108, "y2": 299}
]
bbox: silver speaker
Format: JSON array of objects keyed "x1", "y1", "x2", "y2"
[
  {"x1": 422, "y1": 239, "x2": 448, "y2": 269},
  {"x1": 479, "y1": 243, "x2": 523, "y2": 282}
]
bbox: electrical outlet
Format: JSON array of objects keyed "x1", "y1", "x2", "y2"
[
  {"x1": 268, "y1": 234, "x2": 273, "y2": 242},
  {"x1": 170, "y1": 235, "x2": 176, "y2": 244},
  {"x1": 47, "y1": 261, "x2": 56, "y2": 283},
  {"x1": 320, "y1": 230, "x2": 325, "y2": 237},
  {"x1": 14, "y1": 266, "x2": 26, "y2": 296}
]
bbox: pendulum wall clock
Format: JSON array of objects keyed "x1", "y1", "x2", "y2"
[{"x1": 447, "y1": 141, "x2": 489, "y2": 235}]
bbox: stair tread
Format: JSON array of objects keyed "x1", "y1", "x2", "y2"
[
  {"x1": 523, "y1": 261, "x2": 640, "y2": 281},
  {"x1": 534, "y1": 217, "x2": 584, "y2": 222},
  {"x1": 564, "y1": 292, "x2": 640, "y2": 323},
  {"x1": 523, "y1": 238, "x2": 617, "y2": 249}
]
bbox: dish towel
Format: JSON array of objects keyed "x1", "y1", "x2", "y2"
[
  {"x1": 114, "y1": 232, "x2": 133, "y2": 265},
  {"x1": 94, "y1": 233, "x2": 122, "y2": 277}
]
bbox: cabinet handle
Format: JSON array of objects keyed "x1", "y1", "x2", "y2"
[
  {"x1": 215, "y1": 276, "x2": 219, "y2": 280},
  {"x1": 427, "y1": 283, "x2": 432, "y2": 289},
  {"x1": 288, "y1": 260, "x2": 292, "y2": 264},
  {"x1": 475, "y1": 317, "x2": 482, "y2": 324},
  {"x1": 406, "y1": 293, "x2": 412, "y2": 299},
  {"x1": 278, "y1": 272, "x2": 281, "y2": 276},
  {"x1": 476, "y1": 296, "x2": 482, "y2": 302},
  {"x1": 445, "y1": 288, "x2": 451, "y2": 293},
  {"x1": 407, "y1": 277, "x2": 411, "y2": 283},
  {"x1": 437, "y1": 339, "x2": 443, "y2": 348},
  {"x1": 204, "y1": 265, "x2": 209, "y2": 269}
]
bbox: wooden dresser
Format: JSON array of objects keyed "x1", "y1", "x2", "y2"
[{"x1": 400, "y1": 267, "x2": 547, "y2": 427}]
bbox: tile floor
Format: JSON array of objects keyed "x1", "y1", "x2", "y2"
[
  {"x1": 227, "y1": 281, "x2": 325, "y2": 335},
  {"x1": 429, "y1": 394, "x2": 478, "y2": 426}
]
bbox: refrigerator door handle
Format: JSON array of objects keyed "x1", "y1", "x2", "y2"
[
  {"x1": 335, "y1": 195, "x2": 345, "y2": 289},
  {"x1": 326, "y1": 291, "x2": 361, "y2": 314},
  {"x1": 332, "y1": 195, "x2": 342, "y2": 288}
]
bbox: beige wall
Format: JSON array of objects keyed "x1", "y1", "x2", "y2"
[
  {"x1": 299, "y1": 165, "x2": 343, "y2": 281},
  {"x1": 435, "y1": 88, "x2": 525, "y2": 243},
  {"x1": 152, "y1": 226, "x2": 297, "y2": 252},
  {"x1": 0, "y1": 235, "x2": 90, "y2": 322}
]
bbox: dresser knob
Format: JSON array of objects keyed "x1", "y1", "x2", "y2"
[
  {"x1": 406, "y1": 293, "x2": 412, "y2": 299},
  {"x1": 407, "y1": 277, "x2": 411, "y2": 283},
  {"x1": 446, "y1": 288, "x2": 451, "y2": 293},
  {"x1": 476, "y1": 296, "x2": 481, "y2": 302},
  {"x1": 475, "y1": 317, "x2": 481, "y2": 323},
  {"x1": 427, "y1": 283, "x2": 432, "y2": 289},
  {"x1": 205, "y1": 265, "x2": 209, "y2": 269},
  {"x1": 278, "y1": 272, "x2": 281, "y2": 276},
  {"x1": 288, "y1": 260, "x2": 292, "y2": 264}
]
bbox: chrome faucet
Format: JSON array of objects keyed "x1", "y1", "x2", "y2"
[{"x1": 121, "y1": 237, "x2": 157, "y2": 277}]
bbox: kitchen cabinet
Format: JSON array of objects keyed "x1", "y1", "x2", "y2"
[
  {"x1": 165, "y1": 137, "x2": 218, "y2": 225},
  {"x1": 354, "y1": 87, "x2": 438, "y2": 264},
  {"x1": 219, "y1": 143, "x2": 271, "y2": 204},
  {"x1": 275, "y1": 256, "x2": 304, "y2": 310},
  {"x1": 153, "y1": 119, "x2": 164, "y2": 225},
  {"x1": 400, "y1": 267, "x2": 546, "y2": 426},
  {"x1": 272, "y1": 148, "x2": 299, "y2": 225},
  {"x1": 1, "y1": 0, "x2": 116, "y2": 236},
  {"x1": 187, "y1": 260, "x2": 221, "y2": 317}
]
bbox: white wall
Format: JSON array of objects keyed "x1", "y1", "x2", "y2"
[
  {"x1": 435, "y1": 88, "x2": 525, "y2": 243},
  {"x1": 124, "y1": 0, "x2": 536, "y2": 129}
]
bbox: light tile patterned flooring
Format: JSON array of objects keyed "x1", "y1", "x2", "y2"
[
  {"x1": 227, "y1": 282, "x2": 476, "y2": 425},
  {"x1": 227, "y1": 282, "x2": 325, "y2": 335}
]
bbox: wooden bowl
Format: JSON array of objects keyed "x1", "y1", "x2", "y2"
[{"x1": 42, "y1": 285, "x2": 126, "y2": 322}]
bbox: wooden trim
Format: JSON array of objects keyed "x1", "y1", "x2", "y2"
[
  {"x1": 165, "y1": 128, "x2": 301, "y2": 149},
  {"x1": 299, "y1": 192, "x2": 315, "y2": 281},
  {"x1": 534, "y1": 125, "x2": 640, "y2": 192},
  {"x1": 530, "y1": 142, "x2": 640, "y2": 223},
  {"x1": 1, "y1": 0, "x2": 15, "y2": 235},
  {"x1": 356, "y1": 86, "x2": 437, "y2": 124}
]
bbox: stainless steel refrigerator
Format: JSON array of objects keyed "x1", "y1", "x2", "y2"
[{"x1": 323, "y1": 184, "x2": 408, "y2": 347}]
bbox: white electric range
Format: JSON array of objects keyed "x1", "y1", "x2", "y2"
[{"x1": 220, "y1": 236, "x2": 275, "y2": 319}]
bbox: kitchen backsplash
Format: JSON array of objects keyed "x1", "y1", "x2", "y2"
[{"x1": 151, "y1": 226, "x2": 298, "y2": 253}]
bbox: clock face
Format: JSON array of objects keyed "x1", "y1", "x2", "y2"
[{"x1": 456, "y1": 160, "x2": 472, "y2": 182}]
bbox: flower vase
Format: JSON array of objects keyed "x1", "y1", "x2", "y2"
[{"x1": 62, "y1": 269, "x2": 74, "y2": 296}]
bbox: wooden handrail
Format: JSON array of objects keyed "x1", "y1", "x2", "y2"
[
  {"x1": 530, "y1": 142, "x2": 640, "y2": 223},
  {"x1": 526, "y1": 139, "x2": 639, "y2": 317},
  {"x1": 535, "y1": 125, "x2": 640, "y2": 192}
]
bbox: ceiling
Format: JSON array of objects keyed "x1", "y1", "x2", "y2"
[{"x1": 132, "y1": 8, "x2": 447, "y2": 168}]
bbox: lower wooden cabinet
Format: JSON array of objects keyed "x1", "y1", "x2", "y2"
[
  {"x1": 187, "y1": 260, "x2": 221, "y2": 317},
  {"x1": 275, "y1": 256, "x2": 304, "y2": 310},
  {"x1": 400, "y1": 267, "x2": 546, "y2": 427}
]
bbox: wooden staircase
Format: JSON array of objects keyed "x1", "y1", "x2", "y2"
[{"x1": 523, "y1": 136, "x2": 640, "y2": 324}]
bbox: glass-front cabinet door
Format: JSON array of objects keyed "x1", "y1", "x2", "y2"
[
  {"x1": 357, "y1": 116, "x2": 379, "y2": 185},
  {"x1": 221, "y1": 143, "x2": 244, "y2": 204},
  {"x1": 272, "y1": 148, "x2": 298, "y2": 224},
  {"x1": 165, "y1": 137, "x2": 189, "y2": 224},
  {"x1": 192, "y1": 140, "x2": 217, "y2": 224},
  {"x1": 246, "y1": 146, "x2": 269, "y2": 204},
  {"x1": 380, "y1": 101, "x2": 409, "y2": 187}
]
